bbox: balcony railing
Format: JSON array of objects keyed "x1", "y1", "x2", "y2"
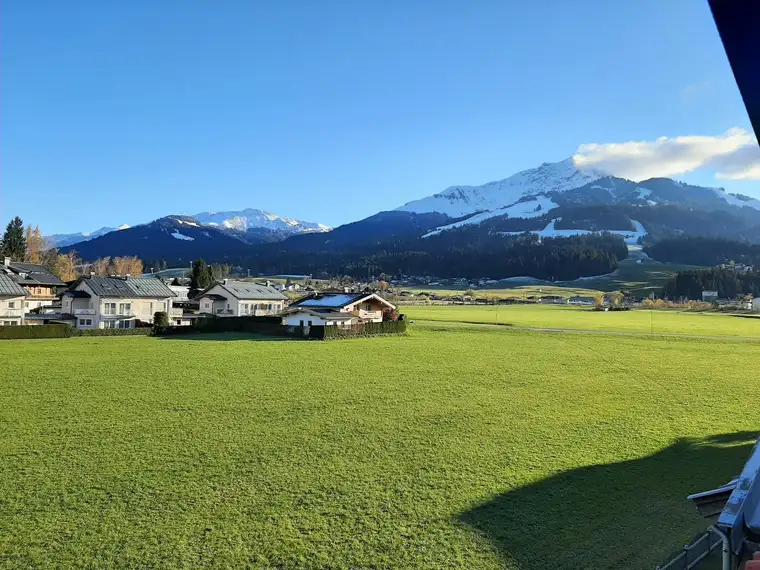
[
  {"x1": 0, "y1": 308, "x2": 23, "y2": 318},
  {"x1": 356, "y1": 310, "x2": 382, "y2": 320},
  {"x1": 102, "y1": 310, "x2": 136, "y2": 317},
  {"x1": 73, "y1": 308, "x2": 96, "y2": 316},
  {"x1": 170, "y1": 308, "x2": 184, "y2": 317}
]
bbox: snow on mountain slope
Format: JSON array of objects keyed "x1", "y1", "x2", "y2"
[
  {"x1": 501, "y1": 218, "x2": 647, "y2": 245},
  {"x1": 712, "y1": 188, "x2": 760, "y2": 211},
  {"x1": 397, "y1": 158, "x2": 604, "y2": 217},
  {"x1": 192, "y1": 208, "x2": 331, "y2": 233},
  {"x1": 423, "y1": 195, "x2": 559, "y2": 237}
]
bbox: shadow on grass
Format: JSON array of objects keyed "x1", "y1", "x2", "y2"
[
  {"x1": 156, "y1": 332, "x2": 299, "y2": 342},
  {"x1": 459, "y1": 431, "x2": 757, "y2": 570},
  {"x1": 729, "y1": 314, "x2": 760, "y2": 320}
]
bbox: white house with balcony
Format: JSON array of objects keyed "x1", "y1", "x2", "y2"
[
  {"x1": 0, "y1": 273, "x2": 28, "y2": 326},
  {"x1": 197, "y1": 280, "x2": 286, "y2": 317},
  {"x1": 61, "y1": 275, "x2": 176, "y2": 329},
  {"x1": 281, "y1": 292, "x2": 395, "y2": 327}
]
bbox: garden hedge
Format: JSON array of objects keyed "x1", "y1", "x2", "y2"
[
  {"x1": 315, "y1": 320, "x2": 407, "y2": 340},
  {"x1": 0, "y1": 325, "x2": 72, "y2": 339},
  {"x1": 72, "y1": 328, "x2": 153, "y2": 337}
]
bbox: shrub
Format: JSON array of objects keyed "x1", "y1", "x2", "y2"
[{"x1": 153, "y1": 311, "x2": 169, "y2": 328}]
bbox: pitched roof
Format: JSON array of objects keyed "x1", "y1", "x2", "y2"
[
  {"x1": 79, "y1": 276, "x2": 176, "y2": 298},
  {"x1": 217, "y1": 280, "x2": 287, "y2": 301},
  {"x1": 290, "y1": 292, "x2": 395, "y2": 310},
  {"x1": 0, "y1": 274, "x2": 28, "y2": 297},
  {"x1": 3, "y1": 262, "x2": 65, "y2": 286},
  {"x1": 291, "y1": 293, "x2": 367, "y2": 308}
]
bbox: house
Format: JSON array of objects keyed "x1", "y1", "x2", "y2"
[
  {"x1": 282, "y1": 292, "x2": 396, "y2": 327},
  {"x1": 0, "y1": 273, "x2": 28, "y2": 326},
  {"x1": 2, "y1": 257, "x2": 65, "y2": 311},
  {"x1": 752, "y1": 297, "x2": 760, "y2": 313},
  {"x1": 197, "y1": 280, "x2": 286, "y2": 317},
  {"x1": 568, "y1": 296, "x2": 596, "y2": 306},
  {"x1": 61, "y1": 275, "x2": 176, "y2": 329}
]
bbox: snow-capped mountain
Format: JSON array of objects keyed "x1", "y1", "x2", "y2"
[
  {"x1": 192, "y1": 208, "x2": 330, "y2": 233},
  {"x1": 48, "y1": 209, "x2": 330, "y2": 248},
  {"x1": 398, "y1": 158, "x2": 760, "y2": 237},
  {"x1": 396, "y1": 158, "x2": 606, "y2": 217},
  {"x1": 48, "y1": 225, "x2": 130, "y2": 248}
]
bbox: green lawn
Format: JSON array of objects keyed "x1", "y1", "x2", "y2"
[
  {"x1": 403, "y1": 304, "x2": 760, "y2": 338},
  {"x1": 1, "y1": 329, "x2": 757, "y2": 569}
]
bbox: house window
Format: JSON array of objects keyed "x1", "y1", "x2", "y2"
[
  {"x1": 204, "y1": 302, "x2": 210, "y2": 309},
  {"x1": 299, "y1": 320, "x2": 304, "y2": 327},
  {"x1": 118, "y1": 320, "x2": 131, "y2": 329},
  {"x1": 25, "y1": 302, "x2": 29, "y2": 308},
  {"x1": 267, "y1": 304, "x2": 273, "y2": 311},
  {"x1": 8, "y1": 301, "x2": 15, "y2": 309},
  {"x1": 119, "y1": 303, "x2": 131, "y2": 315},
  {"x1": 307, "y1": 320, "x2": 312, "y2": 326},
  {"x1": 104, "y1": 302, "x2": 116, "y2": 315},
  {"x1": 103, "y1": 320, "x2": 116, "y2": 329},
  {"x1": 78, "y1": 318, "x2": 92, "y2": 327}
]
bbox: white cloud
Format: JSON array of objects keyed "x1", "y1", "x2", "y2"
[{"x1": 572, "y1": 128, "x2": 760, "y2": 181}]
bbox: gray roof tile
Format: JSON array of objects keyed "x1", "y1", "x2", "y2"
[
  {"x1": 219, "y1": 281, "x2": 287, "y2": 301},
  {"x1": 0, "y1": 274, "x2": 29, "y2": 296},
  {"x1": 81, "y1": 276, "x2": 176, "y2": 298},
  {"x1": 3, "y1": 262, "x2": 65, "y2": 286}
]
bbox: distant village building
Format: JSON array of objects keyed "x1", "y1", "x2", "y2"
[{"x1": 702, "y1": 290, "x2": 719, "y2": 302}]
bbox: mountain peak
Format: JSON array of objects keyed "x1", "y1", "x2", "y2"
[{"x1": 396, "y1": 158, "x2": 603, "y2": 217}]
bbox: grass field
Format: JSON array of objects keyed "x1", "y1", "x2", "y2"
[
  {"x1": 403, "y1": 304, "x2": 760, "y2": 338},
  {"x1": 1, "y1": 327, "x2": 758, "y2": 569}
]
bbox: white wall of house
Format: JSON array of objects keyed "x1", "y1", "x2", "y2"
[
  {"x1": 198, "y1": 284, "x2": 284, "y2": 317},
  {"x1": 0, "y1": 295, "x2": 26, "y2": 325},
  {"x1": 68, "y1": 281, "x2": 172, "y2": 329},
  {"x1": 752, "y1": 297, "x2": 760, "y2": 312}
]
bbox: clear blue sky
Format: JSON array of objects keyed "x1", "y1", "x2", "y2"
[{"x1": 1, "y1": 0, "x2": 756, "y2": 234}]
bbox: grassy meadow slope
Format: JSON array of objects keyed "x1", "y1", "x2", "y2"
[{"x1": 1, "y1": 327, "x2": 757, "y2": 569}]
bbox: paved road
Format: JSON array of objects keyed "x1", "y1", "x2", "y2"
[{"x1": 412, "y1": 319, "x2": 760, "y2": 342}]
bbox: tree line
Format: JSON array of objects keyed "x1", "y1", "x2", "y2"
[
  {"x1": 646, "y1": 236, "x2": 760, "y2": 267},
  {"x1": 662, "y1": 268, "x2": 760, "y2": 299},
  {"x1": 240, "y1": 227, "x2": 629, "y2": 281}
]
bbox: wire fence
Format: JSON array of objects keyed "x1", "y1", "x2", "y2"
[{"x1": 656, "y1": 528, "x2": 723, "y2": 570}]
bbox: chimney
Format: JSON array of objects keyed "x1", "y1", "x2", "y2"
[
  {"x1": 90, "y1": 271, "x2": 95, "y2": 277},
  {"x1": 223, "y1": 278, "x2": 228, "y2": 285},
  {"x1": 3, "y1": 256, "x2": 9, "y2": 267},
  {"x1": 125, "y1": 273, "x2": 131, "y2": 278}
]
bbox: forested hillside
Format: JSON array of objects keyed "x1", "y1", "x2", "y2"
[
  {"x1": 663, "y1": 268, "x2": 760, "y2": 299},
  {"x1": 646, "y1": 237, "x2": 760, "y2": 267}
]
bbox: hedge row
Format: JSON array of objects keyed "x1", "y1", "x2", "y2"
[
  {"x1": 0, "y1": 325, "x2": 153, "y2": 339},
  {"x1": 73, "y1": 328, "x2": 152, "y2": 337},
  {"x1": 315, "y1": 320, "x2": 407, "y2": 340},
  {"x1": 155, "y1": 315, "x2": 288, "y2": 337},
  {"x1": 0, "y1": 325, "x2": 71, "y2": 339}
]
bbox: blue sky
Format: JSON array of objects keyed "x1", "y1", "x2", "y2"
[{"x1": 1, "y1": 0, "x2": 758, "y2": 234}]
